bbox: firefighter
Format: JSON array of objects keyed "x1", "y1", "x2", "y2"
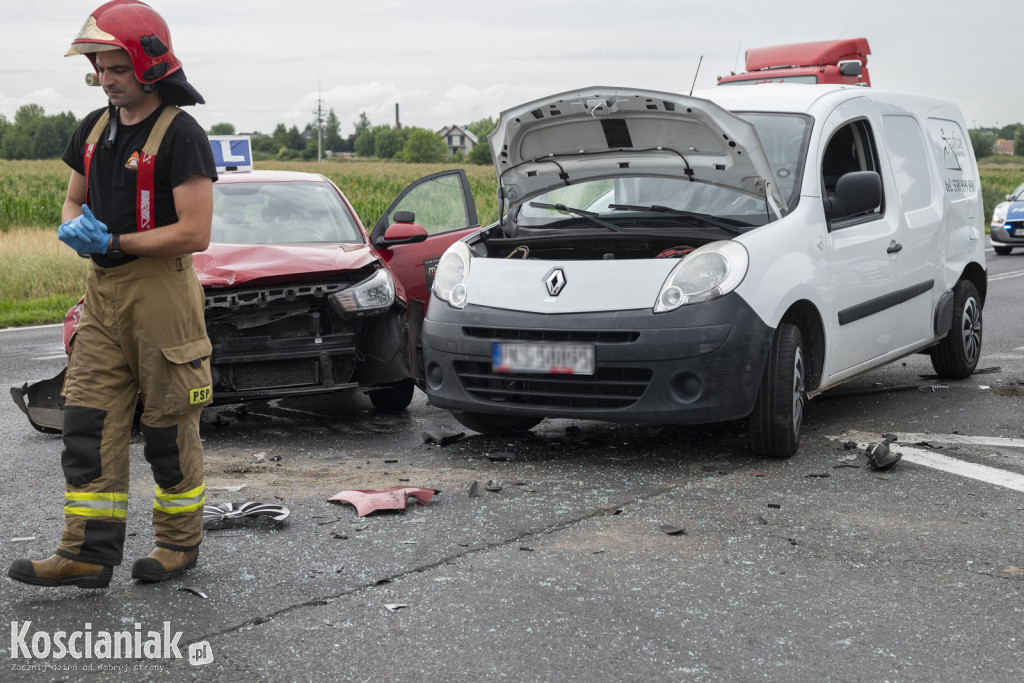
[{"x1": 8, "y1": 0, "x2": 218, "y2": 588}]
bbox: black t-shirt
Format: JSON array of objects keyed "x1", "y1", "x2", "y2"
[{"x1": 62, "y1": 104, "x2": 218, "y2": 267}]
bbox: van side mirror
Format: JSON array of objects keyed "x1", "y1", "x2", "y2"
[
  {"x1": 838, "y1": 60, "x2": 863, "y2": 77},
  {"x1": 825, "y1": 171, "x2": 881, "y2": 220}
]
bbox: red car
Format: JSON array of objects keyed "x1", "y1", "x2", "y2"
[{"x1": 12, "y1": 167, "x2": 479, "y2": 432}]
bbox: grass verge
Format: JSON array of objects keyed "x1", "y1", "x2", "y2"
[{"x1": 0, "y1": 227, "x2": 88, "y2": 327}]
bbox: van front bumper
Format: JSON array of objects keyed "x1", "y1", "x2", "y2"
[{"x1": 422, "y1": 293, "x2": 773, "y2": 425}]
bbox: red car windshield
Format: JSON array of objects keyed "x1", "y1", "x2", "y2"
[{"x1": 212, "y1": 180, "x2": 364, "y2": 245}]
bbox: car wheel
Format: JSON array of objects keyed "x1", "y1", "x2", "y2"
[
  {"x1": 930, "y1": 280, "x2": 982, "y2": 379},
  {"x1": 748, "y1": 323, "x2": 805, "y2": 458},
  {"x1": 451, "y1": 411, "x2": 543, "y2": 435},
  {"x1": 994, "y1": 245, "x2": 1012, "y2": 256},
  {"x1": 368, "y1": 379, "x2": 415, "y2": 412}
]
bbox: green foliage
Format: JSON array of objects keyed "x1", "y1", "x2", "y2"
[
  {"x1": 977, "y1": 158, "x2": 1024, "y2": 225},
  {"x1": 969, "y1": 129, "x2": 997, "y2": 159},
  {"x1": 467, "y1": 139, "x2": 492, "y2": 165},
  {"x1": 465, "y1": 116, "x2": 497, "y2": 140},
  {"x1": 997, "y1": 123, "x2": 1020, "y2": 139},
  {"x1": 0, "y1": 227, "x2": 90, "y2": 326},
  {"x1": 208, "y1": 122, "x2": 236, "y2": 135},
  {"x1": 324, "y1": 109, "x2": 342, "y2": 151},
  {"x1": 1016, "y1": 128, "x2": 1024, "y2": 157},
  {"x1": 354, "y1": 128, "x2": 375, "y2": 157},
  {"x1": 0, "y1": 105, "x2": 79, "y2": 160},
  {"x1": 402, "y1": 128, "x2": 448, "y2": 163},
  {"x1": 353, "y1": 112, "x2": 371, "y2": 138},
  {"x1": 373, "y1": 126, "x2": 402, "y2": 159},
  {"x1": 0, "y1": 160, "x2": 67, "y2": 229}
]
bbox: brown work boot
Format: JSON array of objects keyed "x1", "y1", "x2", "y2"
[
  {"x1": 8, "y1": 554, "x2": 112, "y2": 589},
  {"x1": 131, "y1": 547, "x2": 198, "y2": 582}
]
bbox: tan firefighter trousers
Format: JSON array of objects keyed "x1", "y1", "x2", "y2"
[{"x1": 57, "y1": 254, "x2": 212, "y2": 566}]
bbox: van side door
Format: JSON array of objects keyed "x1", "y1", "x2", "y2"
[{"x1": 820, "y1": 102, "x2": 925, "y2": 378}]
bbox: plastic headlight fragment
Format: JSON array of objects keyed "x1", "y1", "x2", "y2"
[
  {"x1": 330, "y1": 268, "x2": 395, "y2": 317},
  {"x1": 432, "y1": 241, "x2": 471, "y2": 309},
  {"x1": 654, "y1": 240, "x2": 748, "y2": 313}
]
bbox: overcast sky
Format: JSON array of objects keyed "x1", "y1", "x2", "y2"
[{"x1": 2, "y1": 0, "x2": 1020, "y2": 138}]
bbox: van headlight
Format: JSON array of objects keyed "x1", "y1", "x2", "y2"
[
  {"x1": 329, "y1": 268, "x2": 395, "y2": 317},
  {"x1": 432, "y1": 241, "x2": 471, "y2": 309},
  {"x1": 654, "y1": 241, "x2": 748, "y2": 313}
]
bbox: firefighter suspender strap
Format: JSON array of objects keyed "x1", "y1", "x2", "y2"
[{"x1": 82, "y1": 105, "x2": 183, "y2": 232}]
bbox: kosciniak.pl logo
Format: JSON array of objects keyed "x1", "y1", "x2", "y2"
[{"x1": 10, "y1": 621, "x2": 212, "y2": 666}]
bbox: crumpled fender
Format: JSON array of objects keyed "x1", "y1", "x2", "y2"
[{"x1": 328, "y1": 487, "x2": 437, "y2": 516}]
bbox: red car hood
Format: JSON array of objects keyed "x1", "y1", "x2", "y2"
[{"x1": 194, "y1": 242, "x2": 380, "y2": 287}]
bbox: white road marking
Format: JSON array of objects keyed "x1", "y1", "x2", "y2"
[
  {"x1": 0, "y1": 323, "x2": 62, "y2": 333},
  {"x1": 834, "y1": 431, "x2": 1024, "y2": 493},
  {"x1": 988, "y1": 269, "x2": 1024, "y2": 282},
  {"x1": 30, "y1": 354, "x2": 67, "y2": 361}
]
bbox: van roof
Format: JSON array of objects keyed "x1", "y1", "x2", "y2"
[{"x1": 695, "y1": 84, "x2": 958, "y2": 119}]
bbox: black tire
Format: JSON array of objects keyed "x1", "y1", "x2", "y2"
[
  {"x1": 451, "y1": 410, "x2": 543, "y2": 435},
  {"x1": 368, "y1": 379, "x2": 415, "y2": 412},
  {"x1": 993, "y1": 245, "x2": 1012, "y2": 256},
  {"x1": 748, "y1": 323, "x2": 805, "y2": 458},
  {"x1": 930, "y1": 280, "x2": 982, "y2": 379}
]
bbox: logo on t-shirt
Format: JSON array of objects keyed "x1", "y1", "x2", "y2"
[{"x1": 124, "y1": 151, "x2": 140, "y2": 171}]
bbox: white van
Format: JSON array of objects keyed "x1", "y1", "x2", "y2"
[{"x1": 420, "y1": 85, "x2": 987, "y2": 457}]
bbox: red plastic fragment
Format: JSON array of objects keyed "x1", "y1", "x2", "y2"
[{"x1": 328, "y1": 487, "x2": 436, "y2": 517}]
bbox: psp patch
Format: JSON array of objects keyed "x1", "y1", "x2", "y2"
[{"x1": 189, "y1": 385, "x2": 212, "y2": 405}]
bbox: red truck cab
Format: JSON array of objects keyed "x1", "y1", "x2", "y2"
[{"x1": 717, "y1": 38, "x2": 871, "y2": 87}]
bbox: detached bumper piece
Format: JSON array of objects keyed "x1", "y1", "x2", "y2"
[{"x1": 10, "y1": 368, "x2": 66, "y2": 433}]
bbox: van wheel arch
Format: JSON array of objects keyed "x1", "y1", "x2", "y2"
[{"x1": 779, "y1": 301, "x2": 825, "y2": 394}]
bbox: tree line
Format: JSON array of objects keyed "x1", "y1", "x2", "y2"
[
  {"x1": 0, "y1": 103, "x2": 496, "y2": 165},
  {"x1": 970, "y1": 123, "x2": 1024, "y2": 160}
]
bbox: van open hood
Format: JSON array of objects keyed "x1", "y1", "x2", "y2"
[{"x1": 490, "y1": 86, "x2": 787, "y2": 215}]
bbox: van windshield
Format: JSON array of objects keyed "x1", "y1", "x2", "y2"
[{"x1": 516, "y1": 113, "x2": 810, "y2": 230}]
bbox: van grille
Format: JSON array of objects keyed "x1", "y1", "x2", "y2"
[
  {"x1": 462, "y1": 327, "x2": 639, "y2": 343},
  {"x1": 453, "y1": 361, "x2": 651, "y2": 409}
]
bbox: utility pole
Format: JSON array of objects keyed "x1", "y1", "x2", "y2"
[{"x1": 312, "y1": 80, "x2": 324, "y2": 163}]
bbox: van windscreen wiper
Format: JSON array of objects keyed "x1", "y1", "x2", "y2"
[
  {"x1": 527, "y1": 202, "x2": 621, "y2": 232},
  {"x1": 608, "y1": 203, "x2": 743, "y2": 234}
]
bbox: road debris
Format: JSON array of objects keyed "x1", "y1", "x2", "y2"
[
  {"x1": 485, "y1": 480, "x2": 503, "y2": 492},
  {"x1": 486, "y1": 451, "x2": 516, "y2": 461},
  {"x1": 865, "y1": 442, "x2": 902, "y2": 471},
  {"x1": 469, "y1": 481, "x2": 481, "y2": 498},
  {"x1": 660, "y1": 525, "x2": 686, "y2": 535},
  {"x1": 203, "y1": 502, "x2": 290, "y2": 527},
  {"x1": 208, "y1": 484, "x2": 247, "y2": 492},
  {"x1": 177, "y1": 587, "x2": 209, "y2": 599},
  {"x1": 421, "y1": 429, "x2": 465, "y2": 446},
  {"x1": 11, "y1": 536, "x2": 36, "y2": 542},
  {"x1": 328, "y1": 487, "x2": 437, "y2": 517},
  {"x1": 384, "y1": 603, "x2": 409, "y2": 612}
]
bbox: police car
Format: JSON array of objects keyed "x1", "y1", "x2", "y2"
[{"x1": 989, "y1": 181, "x2": 1024, "y2": 255}]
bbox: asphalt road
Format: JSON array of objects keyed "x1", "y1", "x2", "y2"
[{"x1": 1, "y1": 246, "x2": 1023, "y2": 682}]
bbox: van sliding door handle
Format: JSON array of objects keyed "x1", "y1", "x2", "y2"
[{"x1": 886, "y1": 240, "x2": 902, "y2": 254}]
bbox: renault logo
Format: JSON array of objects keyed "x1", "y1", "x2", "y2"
[{"x1": 544, "y1": 268, "x2": 567, "y2": 296}]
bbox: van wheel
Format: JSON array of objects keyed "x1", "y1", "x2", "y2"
[
  {"x1": 368, "y1": 379, "x2": 415, "y2": 412},
  {"x1": 452, "y1": 411, "x2": 543, "y2": 435},
  {"x1": 993, "y1": 246, "x2": 1012, "y2": 255},
  {"x1": 748, "y1": 323, "x2": 805, "y2": 458},
  {"x1": 930, "y1": 280, "x2": 982, "y2": 379}
]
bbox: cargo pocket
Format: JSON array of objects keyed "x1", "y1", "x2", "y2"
[{"x1": 159, "y1": 337, "x2": 214, "y2": 414}]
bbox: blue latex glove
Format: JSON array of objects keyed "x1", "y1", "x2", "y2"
[{"x1": 57, "y1": 205, "x2": 111, "y2": 255}]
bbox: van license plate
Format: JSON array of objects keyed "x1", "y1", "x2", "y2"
[
  {"x1": 1013, "y1": 228, "x2": 1024, "y2": 237},
  {"x1": 492, "y1": 343, "x2": 595, "y2": 375}
]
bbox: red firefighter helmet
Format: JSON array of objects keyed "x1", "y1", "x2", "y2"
[{"x1": 66, "y1": 0, "x2": 203, "y2": 105}]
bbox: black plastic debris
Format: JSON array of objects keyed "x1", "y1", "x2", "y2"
[
  {"x1": 804, "y1": 473, "x2": 830, "y2": 478},
  {"x1": 767, "y1": 503, "x2": 782, "y2": 509},
  {"x1": 842, "y1": 441, "x2": 859, "y2": 450},
  {"x1": 883, "y1": 433, "x2": 898, "y2": 443},
  {"x1": 384, "y1": 458, "x2": 398, "y2": 463},
  {"x1": 660, "y1": 525, "x2": 686, "y2": 535},
  {"x1": 203, "y1": 502, "x2": 290, "y2": 527},
  {"x1": 916, "y1": 440, "x2": 946, "y2": 450},
  {"x1": 468, "y1": 481, "x2": 481, "y2": 498},
  {"x1": 866, "y1": 442, "x2": 902, "y2": 471},
  {"x1": 519, "y1": 546, "x2": 534, "y2": 552},
  {"x1": 422, "y1": 429, "x2": 466, "y2": 446},
  {"x1": 331, "y1": 531, "x2": 349, "y2": 540},
  {"x1": 486, "y1": 451, "x2": 516, "y2": 461}
]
